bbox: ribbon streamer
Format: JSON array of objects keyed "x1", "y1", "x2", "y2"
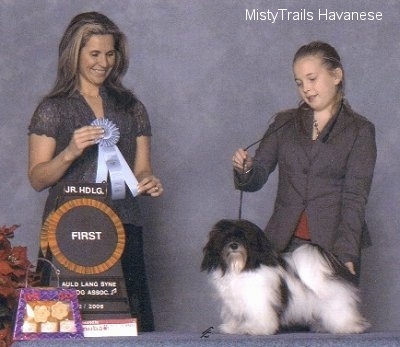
[{"x1": 92, "y1": 118, "x2": 138, "y2": 199}]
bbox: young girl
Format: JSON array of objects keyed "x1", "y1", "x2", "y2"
[{"x1": 232, "y1": 41, "x2": 376, "y2": 281}]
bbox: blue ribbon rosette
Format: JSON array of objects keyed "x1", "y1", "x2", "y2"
[{"x1": 91, "y1": 118, "x2": 138, "y2": 200}]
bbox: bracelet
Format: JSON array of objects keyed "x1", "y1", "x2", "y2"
[{"x1": 240, "y1": 167, "x2": 253, "y2": 175}]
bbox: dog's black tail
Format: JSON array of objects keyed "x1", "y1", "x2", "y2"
[{"x1": 313, "y1": 244, "x2": 359, "y2": 285}]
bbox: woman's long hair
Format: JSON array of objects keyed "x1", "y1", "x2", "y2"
[{"x1": 47, "y1": 12, "x2": 135, "y2": 109}]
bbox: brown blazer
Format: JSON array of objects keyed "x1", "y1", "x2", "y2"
[{"x1": 235, "y1": 101, "x2": 377, "y2": 264}]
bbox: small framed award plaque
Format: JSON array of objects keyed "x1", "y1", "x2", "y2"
[{"x1": 13, "y1": 288, "x2": 84, "y2": 340}]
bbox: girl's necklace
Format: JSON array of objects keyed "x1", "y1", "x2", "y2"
[{"x1": 313, "y1": 119, "x2": 320, "y2": 140}]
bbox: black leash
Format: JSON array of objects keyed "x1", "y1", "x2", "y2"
[
  {"x1": 238, "y1": 139, "x2": 262, "y2": 220},
  {"x1": 237, "y1": 115, "x2": 296, "y2": 220}
]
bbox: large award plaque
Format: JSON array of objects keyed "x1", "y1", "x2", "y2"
[{"x1": 40, "y1": 183, "x2": 131, "y2": 322}]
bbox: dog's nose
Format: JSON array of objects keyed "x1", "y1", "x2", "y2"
[{"x1": 230, "y1": 242, "x2": 239, "y2": 250}]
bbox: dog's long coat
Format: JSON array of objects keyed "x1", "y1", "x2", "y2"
[{"x1": 201, "y1": 219, "x2": 370, "y2": 335}]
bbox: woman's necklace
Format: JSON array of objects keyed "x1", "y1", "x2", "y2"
[
  {"x1": 80, "y1": 91, "x2": 101, "y2": 99},
  {"x1": 313, "y1": 119, "x2": 320, "y2": 140}
]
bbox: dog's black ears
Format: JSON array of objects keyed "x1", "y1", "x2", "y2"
[{"x1": 201, "y1": 241, "x2": 221, "y2": 273}]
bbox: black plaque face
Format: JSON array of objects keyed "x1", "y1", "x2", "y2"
[
  {"x1": 42, "y1": 198, "x2": 125, "y2": 274},
  {"x1": 56, "y1": 206, "x2": 118, "y2": 267},
  {"x1": 40, "y1": 195, "x2": 131, "y2": 321}
]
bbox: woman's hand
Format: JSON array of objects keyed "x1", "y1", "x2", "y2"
[
  {"x1": 28, "y1": 125, "x2": 105, "y2": 191},
  {"x1": 137, "y1": 175, "x2": 163, "y2": 197},
  {"x1": 133, "y1": 136, "x2": 163, "y2": 197},
  {"x1": 64, "y1": 126, "x2": 105, "y2": 161},
  {"x1": 232, "y1": 148, "x2": 254, "y2": 173}
]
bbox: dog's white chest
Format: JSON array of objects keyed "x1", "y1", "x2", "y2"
[{"x1": 211, "y1": 267, "x2": 283, "y2": 308}]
